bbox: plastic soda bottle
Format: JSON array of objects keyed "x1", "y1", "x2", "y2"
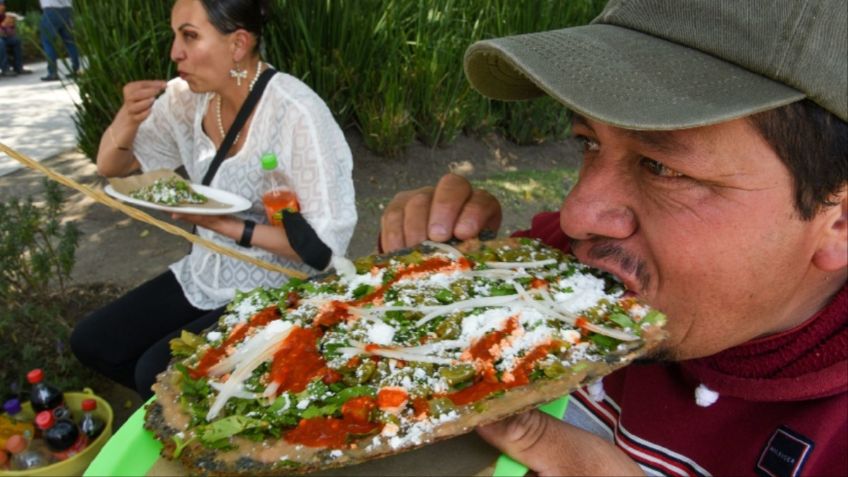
[
  {"x1": 78, "y1": 399, "x2": 105, "y2": 440},
  {"x1": 27, "y1": 369, "x2": 66, "y2": 415},
  {"x1": 35, "y1": 411, "x2": 87, "y2": 461},
  {"x1": 5, "y1": 434, "x2": 53, "y2": 470},
  {"x1": 260, "y1": 153, "x2": 299, "y2": 226},
  {"x1": 1, "y1": 399, "x2": 35, "y2": 446}
]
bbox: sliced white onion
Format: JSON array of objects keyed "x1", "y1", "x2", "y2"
[
  {"x1": 414, "y1": 294, "x2": 521, "y2": 327},
  {"x1": 209, "y1": 381, "x2": 260, "y2": 400},
  {"x1": 337, "y1": 346, "x2": 455, "y2": 365},
  {"x1": 484, "y1": 258, "x2": 557, "y2": 269},
  {"x1": 422, "y1": 240, "x2": 464, "y2": 259},
  {"x1": 206, "y1": 321, "x2": 294, "y2": 421}
]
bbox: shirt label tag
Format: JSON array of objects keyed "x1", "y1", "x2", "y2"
[{"x1": 755, "y1": 425, "x2": 814, "y2": 477}]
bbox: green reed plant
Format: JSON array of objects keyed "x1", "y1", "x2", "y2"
[
  {"x1": 73, "y1": 0, "x2": 172, "y2": 160},
  {"x1": 73, "y1": 0, "x2": 605, "y2": 158}
]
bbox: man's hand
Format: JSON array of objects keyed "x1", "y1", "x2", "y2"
[
  {"x1": 121, "y1": 80, "x2": 167, "y2": 124},
  {"x1": 379, "y1": 173, "x2": 502, "y2": 252},
  {"x1": 477, "y1": 410, "x2": 644, "y2": 476}
]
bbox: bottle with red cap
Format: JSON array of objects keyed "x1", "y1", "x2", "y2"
[
  {"x1": 78, "y1": 399, "x2": 105, "y2": 440},
  {"x1": 27, "y1": 369, "x2": 68, "y2": 417},
  {"x1": 5, "y1": 434, "x2": 54, "y2": 470},
  {"x1": 0, "y1": 447, "x2": 9, "y2": 470},
  {"x1": 34, "y1": 411, "x2": 87, "y2": 461}
]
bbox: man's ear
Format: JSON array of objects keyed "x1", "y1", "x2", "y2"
[{"x1": 812, "y1": 189, "x2": 848, "y2": 272}]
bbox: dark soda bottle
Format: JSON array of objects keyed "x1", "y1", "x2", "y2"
[
  {"x1": 78, "y1": 399, "x2": 105, "y2": 440},
  {"x1": 27, "y1": 369, "x2": 64, "y2": 413},
  {"x1": 34, "y1": 411, "x2": 87, "y2": 461}
]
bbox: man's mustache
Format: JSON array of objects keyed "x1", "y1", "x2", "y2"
[{"x1": 571, "y1": 238, "x2": 652, "y2": 292}]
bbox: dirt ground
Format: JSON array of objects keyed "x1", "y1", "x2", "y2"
[{"x1": 0, "y1": 129, "x2": 581, "y2": 427}]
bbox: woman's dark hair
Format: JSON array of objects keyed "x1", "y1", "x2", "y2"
[
  {"x1": 749, "y1": 100, "x2": 848, "y2": 220},
  {"x1": 199, "y1": 0, "x2": 269, "y2": 52}
]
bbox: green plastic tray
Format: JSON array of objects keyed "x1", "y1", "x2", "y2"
[{"x1": 85, "y1": 396, "x2": 568, "y2": 476}]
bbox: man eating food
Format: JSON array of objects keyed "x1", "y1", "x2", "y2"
[{"x1": 379, "y1": 0, "x2": 847, "y2": 474}]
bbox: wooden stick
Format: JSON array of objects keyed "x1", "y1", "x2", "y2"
[{"x1": 0, "y1": 142, "x2": 308, "y2": 279}]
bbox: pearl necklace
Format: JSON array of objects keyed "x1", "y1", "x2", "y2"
[{"x1": 216, "y1": 60, "x2": 263, "y2": 144}]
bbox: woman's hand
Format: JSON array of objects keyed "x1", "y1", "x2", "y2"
[
  {"x1": 379, "y1": 173, "x2": 502, "y2": 253},
  {"x1": 96, "y1": 80, "x2": 166, "y2": 177},
  {"x1": 122, "y1": 80, "x2": 167, "y2": 125},
  {"x1": 170, "y1": 213, "x2": 242, "y2": 238}
]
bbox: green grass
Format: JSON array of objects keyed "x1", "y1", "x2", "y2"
[
  {"x1": 472, "y1": 168, "x2": 577, "y2": 211},
  {"x1": 73, "y1": 0, "x2": 606, "y2": 159}
]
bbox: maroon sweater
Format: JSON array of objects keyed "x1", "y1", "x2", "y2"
[{"x1": 515, "y1": 211, "x2": 848, "y2": 476}]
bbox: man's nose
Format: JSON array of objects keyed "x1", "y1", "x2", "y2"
[{"x1": 560, "y1": 160, "x2": 637, "y2": 241}]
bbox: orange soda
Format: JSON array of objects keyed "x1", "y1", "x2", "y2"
[{"x1": 260, "y1": 153, "x2": 299, "y2": 226}]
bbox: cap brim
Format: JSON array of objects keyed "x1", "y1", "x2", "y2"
[{"x1": 464, "y1": 25, "x2": 805, "y2": 130}]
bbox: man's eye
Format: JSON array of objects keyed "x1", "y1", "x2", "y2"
[
  {"x1": 575, "y1": 135, "x2": 600, "y2": 153},
  {"x1": 640, "y1": 158, "x2": 685, "y2": 178}
]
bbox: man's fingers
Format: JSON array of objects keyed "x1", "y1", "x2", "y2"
[
  {"x1": 477, "y1": 411, "x2": 554, "y2": 474},
  {"x1": 403, "y1": 191, "x2": 433, "y2": 248},
  {"x1": 478, "y1": 410, "x2": 644, "y2": 476},
  {"x1": 453, "y1": 189, "x2": 502, "y2": 240},
  {"x1": 381, "y1": 188, "x2": 433, "y2": 252},
  {"x1": 428, "y1": 173, "x2": 473, "y2": 242}
]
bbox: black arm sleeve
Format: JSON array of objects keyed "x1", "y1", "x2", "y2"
[{"x1": 282, "y1": 211, "x2": 333, "y2": 271}]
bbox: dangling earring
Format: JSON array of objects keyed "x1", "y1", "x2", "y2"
[{"x1": 229, "y1": 61, "x2": 247, "y2": 86}]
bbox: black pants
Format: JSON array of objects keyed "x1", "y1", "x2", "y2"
[{"x1": 70, "y1": 271, "x2": 224, "y2": 399}]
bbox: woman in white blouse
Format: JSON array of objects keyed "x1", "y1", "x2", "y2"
[{"x1": 70, "y1": 0, "x2": 356, "y2": 398}]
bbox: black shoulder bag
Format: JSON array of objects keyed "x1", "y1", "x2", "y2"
[
  {"x1": 200, "y1": 67, "x2": 333, "y2": 271},
  {"x1": 202, "y1": 67, "x2": 277, "y2": 186}
]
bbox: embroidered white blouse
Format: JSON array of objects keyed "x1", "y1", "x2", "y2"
[{"x1": 133, "y1": 72, "x2": 356, "y2": 310}]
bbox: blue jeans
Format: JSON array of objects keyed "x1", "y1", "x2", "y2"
[
  {"x1": 40, "y1": 6, "x2": 79, "y2": 77},
  {"x1": 0, "y1": 35, "x2": 23, "y2": 72}
]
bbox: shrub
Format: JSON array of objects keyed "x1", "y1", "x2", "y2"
[
  {"x1": 0, "y1": 179, "x2": 86, "y2": 395},
  {"x1": 73, "y1": 0, "x2": 606, "y2": 158}
]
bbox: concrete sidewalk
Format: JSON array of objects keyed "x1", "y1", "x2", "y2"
[{"x1": 0, "y1": 60, "x2": 80, "y2": 177}]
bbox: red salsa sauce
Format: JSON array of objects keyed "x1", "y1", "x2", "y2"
[
  {"x1": 447, "y1": 344, "x2": 551, "y2": 406},
  {"x1": 448, "y1": 318, "x2": 551, "y2": 406},
  {"x1": 285, "y1": 396, "x2": 381, "y2": 448},
  {"x1": 268, "y1": 326, "x2": 340, "y2": 393}
]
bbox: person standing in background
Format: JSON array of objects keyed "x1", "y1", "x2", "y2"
[
  {"x1": 0, "y1": 0, "x2": 31, "y2": 76},
  {"x1": 39, "y1": 0, "x2": 79, "y2": 81}
]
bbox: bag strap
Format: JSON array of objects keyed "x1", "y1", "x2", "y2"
[{"x1": 201, "y1": 67, "x2": 277, "y2": 186}]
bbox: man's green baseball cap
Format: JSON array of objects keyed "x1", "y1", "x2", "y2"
[{"x1": 464, "y1": 0, "x2": 847, "y2": 129}]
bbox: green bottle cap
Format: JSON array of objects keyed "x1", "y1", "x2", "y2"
[{"x1": 260, "y1": 153, "x2": 278, "y2": 170}]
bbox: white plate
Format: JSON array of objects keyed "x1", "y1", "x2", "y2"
[{"x1": 104, "y1": 183, "x2": 252, "y2": 215}]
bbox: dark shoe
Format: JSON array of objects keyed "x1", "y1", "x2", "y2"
[
  {"x1": 16, "y1": 68, "x2": 33, "y2": 75},
  {"x1": 40, "y1": 75, "x2": 60, "y2": 82}
]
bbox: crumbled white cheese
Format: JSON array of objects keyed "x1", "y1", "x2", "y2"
[
  {"x1": 367, "y1": 320, "x2": 396, "y2": 345},
  {"x1": 553, "y1": 274, "x2": 613, "y2": 314}
]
